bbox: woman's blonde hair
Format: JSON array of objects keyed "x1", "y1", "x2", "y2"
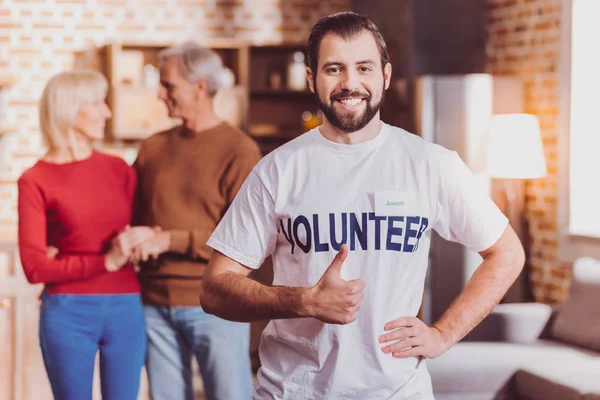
[{"x1": 39, "y1": 69, "x2": 108, "y2": 149}]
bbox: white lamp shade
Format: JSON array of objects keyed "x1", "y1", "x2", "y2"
[{"x1": 486, "y1": 114, "x2": 548, "y2": 179}]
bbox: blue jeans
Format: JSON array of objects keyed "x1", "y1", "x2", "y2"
[
  {"x1": 144, "y1": 305, "x2": 253, "y2": 400},
  {"x1": 39, "y1": 292, "x2": 147, "y2": 400}
]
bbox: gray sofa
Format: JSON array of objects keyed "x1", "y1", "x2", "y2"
[{"x1": 427, "y1": 257, "x2": 600, "y2": 400}]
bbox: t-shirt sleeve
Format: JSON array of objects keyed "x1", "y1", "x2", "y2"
[
  {"x1": 431, "y1": 149, "x2": 508, "y2": 252},
  {"x1": 206, "y1": 170, "x2": 279, "y2": 269}
]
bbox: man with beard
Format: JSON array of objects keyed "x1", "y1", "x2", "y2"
[{"x1": 201, "y1": 11, "x2": 525, "y2": 400}]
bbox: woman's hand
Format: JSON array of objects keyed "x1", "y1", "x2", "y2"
[
  {"x1": 105, "y1": 226, "x2": 155, "y2": 272},
  {"x1": 46, "y1": 246, "x2": 59, "y2": 259}
]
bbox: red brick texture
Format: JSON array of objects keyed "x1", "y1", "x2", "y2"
[{"x1": 486, "y1": 0, "x2": 571, "y2": 303}]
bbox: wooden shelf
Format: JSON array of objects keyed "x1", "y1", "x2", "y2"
[
  {"x1": 251, "y1": 89, "x2": 313, "y2": 98},
  {"x1": 0, "y1": 125, "x2": 17, "y2": 136},
  {"x1": 250, "y1": 129, "x2": 305, "y2": 142},
  {"x1": 75, "y1": 42, "x2": 311, "y2": 153},
  {"x1": 250, "y1": 43, "x2": 306, "y2": 52},
  {"x1": 121, "y1": 38, "x2": 248, "y2": 50},
  {"x1": 0, "y1": 75, "x2": 17, "y2": 88},
  {"x1": 75, "y1": 41, "x2": 249, "y2": 141}
]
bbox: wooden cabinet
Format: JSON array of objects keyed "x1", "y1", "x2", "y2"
[
  {"x1": 74, "y1": 40, "x2": 250, "y2": 142},
  {"x1": 247, "y1": 44, "x2": 321, "y2": 154},
  {"x1": 75, "y1": 41, "x2": 319, "y2": 155}
]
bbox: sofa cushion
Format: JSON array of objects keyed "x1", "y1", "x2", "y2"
[
  {"x1": 429, "y1": 339, "x2": 600, "y2": 398},
  {"x1": 428, "y1": 342, "x2": 517, "y2": 396},
  {"x1": 463, "y1": 302, "x2": 552, "y2": 344},
  {"x1": 513, "y1": 339, "x2": 600, "y2": 400},
  {"x1": 515, "y1": 352, "x2": 600, "y2": 400},
  {"x1": 551, "y1": 257, "x2": 600, "y2": 351},
  {"x1": 515, "y1": 370, "x2": 582, "y2": 400}
]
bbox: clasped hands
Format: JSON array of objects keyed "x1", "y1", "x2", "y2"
[
  {"x1": 104, "y1": 225, "x2": 170, "y2": 271},
  {"x1": 46, "y1": 225, "x2": 169, "y2": 272},
  {"x1": 305, "y1": 244, "x2": 450, "y2": 359}
]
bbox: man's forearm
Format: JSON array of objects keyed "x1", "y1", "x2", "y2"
[
  {"x1": 432, "y1": 250, "x2": 524, "y2": 347},
  {"x1": 202, "y1": 271, "x2": 312, "y2": 322}
]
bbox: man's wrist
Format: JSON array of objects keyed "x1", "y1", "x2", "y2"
[
  {"x1": 169, "y1": 229, "x2": 191, "y2": 253},
  {"x1": 298, "y1": 287, "x2": 316, "y2": 318},
  {"x1": 161, "y1": 230, "x2": 172, "y2": 253},
  {"x1": 431, "y1": 324, "x2": 453, "y2": 349}
]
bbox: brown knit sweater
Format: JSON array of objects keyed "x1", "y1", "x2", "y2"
[{"x1": 132, "y1": 122, "x2": 262, "y2": 306}]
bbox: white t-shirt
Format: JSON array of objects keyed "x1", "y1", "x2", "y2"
[{"x1": 207, "y1": 122, "x2": 508, "y2": 400}]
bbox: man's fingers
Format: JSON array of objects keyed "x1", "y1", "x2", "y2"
[
  {"x1": 130, "y1": 227, "x2": 155, "y2": 245},
  {"x1": 117, "y1": 234, "x2": 132, "y2": 255},
  {"x1": 140, "y1": 244, "x2": 149, "y2": 262},
  {"x1": 132, "y1": 245, "x2": 142, "y2": 263},
  {"x1": 338, "y1": 244, "x2": 348, "y2": 261},
  {"x1": 379, "y1": 327, "x2": 417, "y2": 344},
  {"x1": 325, "y1": 244, "x2": 348, "y2": 276},
  {"x1": 338, "y1": 311, "x2": 358, "y2": 325},
  {"x1": 348, "y1": 279, "x2": 365, "y2": 294},
  {"x1": 384, "y1": 316, "x2": 421, "y2": 331},
  {"x1": 392, "y1": 345, "x2": 423, "y2": 358},
  {"x1": 382, "y1": 337, "x2": 421, "y2": 355},
  {"x1": 348, "y1": 303, "x2": 361, "y2": 314}
]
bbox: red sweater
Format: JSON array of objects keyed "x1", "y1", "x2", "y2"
[{"x1": 17, "y1": 150, "x2": 141, "y2": 295}]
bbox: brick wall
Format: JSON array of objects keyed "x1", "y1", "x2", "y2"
[
  {"x1": 0, "y1": 0, "x2": 349, "y2": 228},
  {"x1": 1, "y1": 1, "x2": 572, "y2": 302},
  {"x1": 486, "y1": 0, "x2": 570, "y2": 303}
]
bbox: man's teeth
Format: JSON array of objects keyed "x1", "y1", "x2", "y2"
[{"x1": 339, "y1": 98, "x2": 362, "y2": 106}]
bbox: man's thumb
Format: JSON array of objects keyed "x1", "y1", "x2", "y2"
[{"x1": 327, "y1": 244, "x2": 348, "y2": 276}]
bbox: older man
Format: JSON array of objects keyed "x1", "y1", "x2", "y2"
[{"x1": 132, "y1": 42, "x2": 261, "y2": 400}]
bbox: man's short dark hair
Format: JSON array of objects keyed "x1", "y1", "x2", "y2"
[{"x1": 307, "y1": 11, "x2": 390, "y2": 74}]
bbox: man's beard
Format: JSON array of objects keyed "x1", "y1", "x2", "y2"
[{"x1": 315, "y1": 84, "x2": 385, "y2": 133}]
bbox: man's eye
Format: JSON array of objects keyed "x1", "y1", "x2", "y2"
[
  {"x1": 359, "y1": 66, "x2": 372, "y2": 72},
  {"x1": 327, "y1": 67, "x2": 341, "y2": 74}
]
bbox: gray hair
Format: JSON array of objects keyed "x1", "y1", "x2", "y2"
[{"x1": 159, "y1": 41, "x2": 225, "y2": 97}]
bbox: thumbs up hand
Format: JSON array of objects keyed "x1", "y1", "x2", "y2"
[{"x1": 304, "y1": 245, "x2": 365, "y2": 325}]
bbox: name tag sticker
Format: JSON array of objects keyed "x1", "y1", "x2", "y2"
[{"x1": 374, "y1": 191, "x2": 420, "y2": 215}]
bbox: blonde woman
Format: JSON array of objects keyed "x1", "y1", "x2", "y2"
[{"x1": 17, "y1": 70, "x2": 151, "y2": 400}]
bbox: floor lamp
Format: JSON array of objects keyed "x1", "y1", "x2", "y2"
[{"x1": 487, "y1": 114, "x2": 548, "y2": 302}]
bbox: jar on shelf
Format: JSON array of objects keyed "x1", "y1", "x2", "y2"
[{"x1": 287, "y1": 51, "x2": 307, "y2": 91}]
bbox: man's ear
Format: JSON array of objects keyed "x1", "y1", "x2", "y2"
[
  {"x1": 383, "y1": 62, "x2": 392, "y2": 91},
  {"x1": 306, "y1": 67, "x2": 315, "y2": 93},
  {"x1": 196, "y1": 78, "x2": 208, "y2": 98}
]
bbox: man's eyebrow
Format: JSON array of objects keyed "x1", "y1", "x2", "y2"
[
  {"x1": 320, "y1": 60, "x2": 376, "y2": 69},
  {"x1": 321, "y1": 61, "x2": 342, "y2": 69}
]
